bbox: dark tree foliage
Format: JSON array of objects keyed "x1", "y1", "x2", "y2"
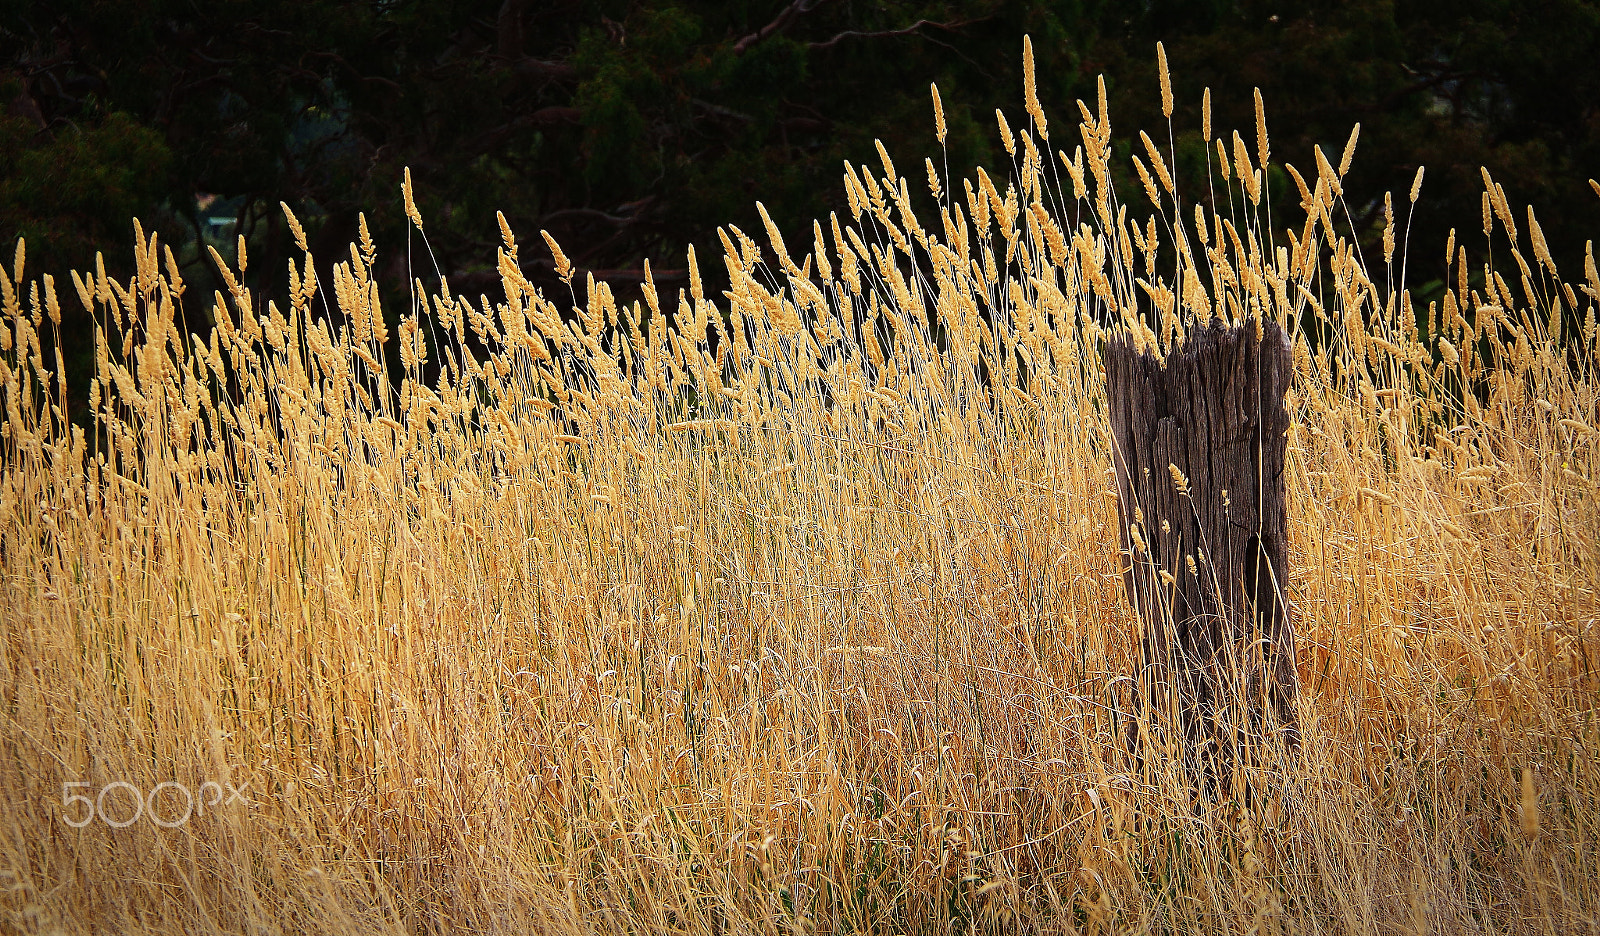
[{"x1": 3, "y1": 0, "x2": 1598, "y2": 410}]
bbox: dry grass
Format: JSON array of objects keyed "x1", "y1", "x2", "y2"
[{"x1": 2, "y1": 41, "x2": 1598, "y2": 935}]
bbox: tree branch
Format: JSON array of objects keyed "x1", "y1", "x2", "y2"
[
  {"x1": 300, "y1": 51, "x2": 403, "y2": 92},
  {"x1": 807, "y1": 17, "x2": 981, "y2": 52},
  {"x1": 691, "y1": 98, "x2": 755, "y2": 122},
  {"x1": 540, "y1": 204, "x2": 646, "y2": 227},
  {"x1": 733, "y1": 0, "x2": 832, "y2": 55}
]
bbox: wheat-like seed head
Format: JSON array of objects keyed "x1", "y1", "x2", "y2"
[
  {"x1": 41, "y1": 273, "x2": 59, "y2": 325},
  {"x1": 1133, "y1": 156, "x2": 1160, "y2": 208},
  {"x1": 1023, "y1": 35, "x2": 1047, "y2": 139},
  {"x1": 756, "y1": 202, "x2": 795, "y2": 275},
  {"x1": 1383, "y1": 192, "x2": 1395, "y2": 265},
  {"x1": 1338, "y1": 123, "x2": 1360, "y2": 177},
  {"x1": 540, "y1": 229, "x2": 573, "y2": 285},
  {"x1": 1168, "y1": 463, "x2": 1190, "y2": 496},
  {"x1": 1529, "y1": 206, "x2": 1557, "y2": 276},
  {"x1": 874, "y1": 139, "x2": 897, "y2": 184},
  {"x1": 497, "y1": 210, "x2": 517, "y2": 257},
  {"x1": 1480, "y1": 171, "x2": 1521, "y2": 243},
  {"x1": 280, "y1": 201, "x2": 308, "y2": 252},
  {"x1": 1254, "y1": 87, "x2": 1269, "y2": 169},
  {"x1": 1233, "y1": 131, "x2": 1260, "y2": 204},
  {"x1": 1314, "y1": 144, "x2": 1341, "y2": 198},
  {"x1": 996, "y1": 109, "x2": 1016, "y2": 157},
  {"x1": 1286, "y1": 163, "x2": 1311, "y2": 210},
  {"x1": 1141, "y1": 131, "x2": 1174, "y2": 194},
  {"x1": 402, "y1": 166, "x2": 423, "y2": 231},
  {"x1": 1157, "y1": 42, "x2": 1173, "y2": 120}
]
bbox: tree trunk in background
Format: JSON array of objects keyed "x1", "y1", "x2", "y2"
[{"x1": 1104, "y1": 317, "x2": 1300, "y2": 797}]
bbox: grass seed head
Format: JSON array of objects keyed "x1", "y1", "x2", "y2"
[{"x1": 1157, "y1": 42, "x2": 1173, "y2": 119}]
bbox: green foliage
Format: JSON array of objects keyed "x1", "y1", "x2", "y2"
[{"x1": 0, "y1": 89, "x2": 171, "y2": 275}]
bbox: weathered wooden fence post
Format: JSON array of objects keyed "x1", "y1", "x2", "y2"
[{"x1": 1103, "y1": 316, "x2": 1300, "y2": 796}]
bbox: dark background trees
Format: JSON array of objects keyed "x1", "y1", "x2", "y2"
[{"x1": 4, "y1": 0, "x2": 1599, "y2": 407}]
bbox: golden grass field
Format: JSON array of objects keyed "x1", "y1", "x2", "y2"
[{"x1": 2, "y1": 40, "x2": 1598, "y2": 934}]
